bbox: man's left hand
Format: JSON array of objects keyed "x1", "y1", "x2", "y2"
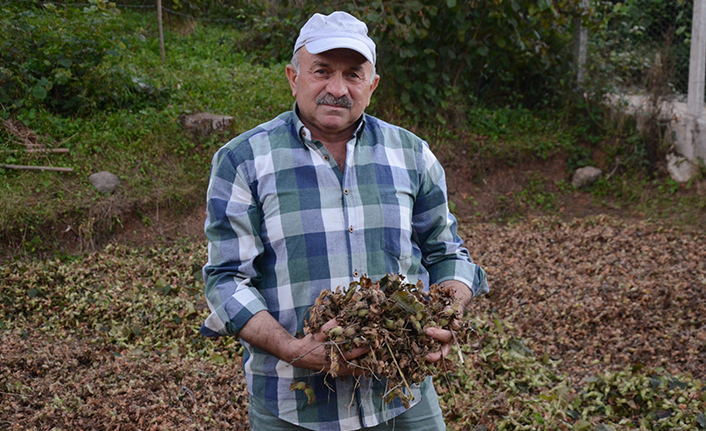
[
  {"x1": 423, "y1": 326, "x2": 454, "y2": 362},
  {"x1": 423, "y1": 279, "x2": 472, "y2": 363}
]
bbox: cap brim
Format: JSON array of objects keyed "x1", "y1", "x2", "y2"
[{"x1": 305, "y1": 38, "x2": 375, "y2": 65}]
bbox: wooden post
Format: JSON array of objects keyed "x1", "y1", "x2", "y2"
[
  {"x1": 157, "y1": 0, "x2": 166, "y2": 63},
  {"x1": 574, "y1": 0, "x2": 589, "y2": 86},
  {"x1": 687, "y1": 0, "x2": 706, "y2": 162}
]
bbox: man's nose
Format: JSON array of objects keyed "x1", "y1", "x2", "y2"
[{"x1": 326, "y1": 73, "x2": 348, "y2": 97}]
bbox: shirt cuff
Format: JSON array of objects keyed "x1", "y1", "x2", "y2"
[{"x1": 200, "y1": 286, "x2": 269, "y2": 337}]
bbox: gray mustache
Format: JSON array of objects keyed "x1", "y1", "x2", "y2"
[{"x1": 316, "y1": 93, "x2": 353, "y2": 108}]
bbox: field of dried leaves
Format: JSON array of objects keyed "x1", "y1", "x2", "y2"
[{"x1": 1, "y1": 215, "x2": 705, "y2": 430}]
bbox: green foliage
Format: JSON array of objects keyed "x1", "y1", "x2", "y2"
[
  {"x1": 0, "y1": 0, "x2": 170, "y2": 116},
  {"x1": 237, "y1": 0, "x2": 583, "y2": 120},
  {"x1": 0, "y1": 6, "x2": 294, "y2": 250},
  {"x1": 0, "y1": 242, "x2": 225, "y2": 356},
  {"x1": 566, "y1": 144, "x2": 593, "y2": 171},
  {"x1": 516, "y1": 173, "x2": 557, "y2": 211},
  {"x1": 569, "y1": 0, "x2": 691, "y2": 175},
  {"x1": 576, "y1": 367, "x2": 706, "y2": 430},
  {"x1": 127, "y1": 0, "x2": 263, "y2": 23},
  {"x1": 586, "y1": 171, "x2": 706, "y2": 226},
  {"x1": 462, "y1": 106, "x2": 576, "y2": 166},
  {"x1": 240, "y1": 7, "x2": 308, "y2": 67},
  {"x1": 439, "y1": 316, "x2": 571, "y2": 429},
  {"x1": 368, "y1": 0, "x2": 581, "y2": 115},
  {"x1": 438, "y1": 314, "x2": 706, "y2": 430},
  {"x1": 586, "y1": 0, "x2": 692, "y2": 93}
]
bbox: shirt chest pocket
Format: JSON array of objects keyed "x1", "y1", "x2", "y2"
[{"x1": 377, "y1": 183, "x2": 415, "y2": 258}]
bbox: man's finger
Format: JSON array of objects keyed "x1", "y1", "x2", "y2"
[
  {"x1": 424, "y1": 327, "x2": 454, "y2": 363},
  {"x1": 320, "y1": 318, "x2": 340, "y2": 332},
  {"x1": 424, "y1": 343, "x2": 451, "y2": 363},
  {"x1": 314, "y1": 318, "x2": 340, "y2": 342},
  {"x1": 425, "y1": 351, "x2": 442, "y2": 363},
  {"x1": 425, "y1": 327, "x2": 453, "y2": 343},
  {"x1": 341, "y1": 345, "x2": 370, "y2": 361}
]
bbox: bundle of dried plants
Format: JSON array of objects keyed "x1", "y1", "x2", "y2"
[{"x1": 297, "y1": 274, "x2": 472, "y2": 407}]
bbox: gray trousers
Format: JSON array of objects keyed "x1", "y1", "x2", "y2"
[{"x1": 248, "y1": 381, "x2": 446, "y2": 431}]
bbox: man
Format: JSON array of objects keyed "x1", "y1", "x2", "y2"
[{"x1": 200, "y1": 11, "x2": 488, "y2": 431}]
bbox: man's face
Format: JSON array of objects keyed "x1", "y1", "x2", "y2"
[{"x1": 286, "y1": 47, "x2": 379, "y2": 140}]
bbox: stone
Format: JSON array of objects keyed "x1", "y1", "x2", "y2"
[
  {"x1": 182, "y1": 112, "x2": 233, "y2": 136},
  {"x1": 89, "y1": 171, "x2": 120, "y2": 194},
  {"x1": 666, "y1": 153, "x2": 698, "y2": 183},
  {"x1": 572, "y1": 166, "x2": 602, "y2": 188}
]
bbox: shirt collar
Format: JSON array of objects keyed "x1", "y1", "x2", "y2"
[{"x1": 293, "y1": 102, "x2": 367, "y2": 148}]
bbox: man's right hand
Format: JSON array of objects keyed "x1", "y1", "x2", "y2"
[
  {"x1": 238, "y1": 311, "x2": 369, "y2": 376},
  {"x1": 290, "y1": 318, "x2": 370, "y2": 376}
]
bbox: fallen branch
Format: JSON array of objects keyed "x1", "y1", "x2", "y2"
[
  {"x1": 2, "y1": 164, "x2": 74, "y2": 172},
  {"x1": 2, "y1": 118, "x2": 41, "y2": 147},
  {"x1": 0, "y1": 148, "x2": 70, "y2": 154}
]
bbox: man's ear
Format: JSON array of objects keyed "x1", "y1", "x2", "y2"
[
  {"x1": 370, "y1": 74, "x2": 380, "y2": 94},
  {"x1": 285, "y1": 64, "x2": 298, "y2": 98},
  {"x1": 366, "y1": 74, "x2": 380, "y2": 107}
]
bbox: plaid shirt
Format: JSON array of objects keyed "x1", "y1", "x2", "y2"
[{"x1": 200, "y1": 107, "x2": 488, "y2": 431}]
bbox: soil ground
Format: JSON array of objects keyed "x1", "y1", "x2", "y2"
[
  {"x1": 2, "y1": 152, "x2": 705, "y2": 430},
  {"x1": 102, "y1": 153, "x2": 703, "y2": 251},
  {"x1": 82, "y1": 153, "x2": 706, "y2": 384}
]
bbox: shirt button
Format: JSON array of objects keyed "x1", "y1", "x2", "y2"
[
  {"x1": 324, "y1": 155, "x2": 330, "y2": 161},
  {"x1": 343, "y1": 189, "x2": 349, "y2": 195},
  {"x1": 353, "y1": 271, "x2": 359, "y2": 277},
  {"x1": 348, "y1": 226, "x2": 354, "y2": 233}
]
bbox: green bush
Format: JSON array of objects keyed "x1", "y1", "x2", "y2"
[
  {"x1": 0, "y1": 0, "x2": 170, "y2": 116},
  {"x1": 236, "y1": 0, "x2": 583, "y2": 120},
  {"x1": 116, "y1": 0, "x2": 263, "y2": 23},
  {"x1": 586, "y1": 0, "x2": 692, "y2": 93},
  {"x1": 365, "y1": 0, "x2": 581, "y2": 115}
]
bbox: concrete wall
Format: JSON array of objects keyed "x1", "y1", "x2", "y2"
[
  {"x1": 605, "y1": 94, "x2": 700, "y2": 182},
  {"x1": 599, "y1": 0, "x2": 706, "y2": 182}
]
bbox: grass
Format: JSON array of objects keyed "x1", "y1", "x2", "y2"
[
  {"x1": 466, "y1": 106, "x2": 577, "y2": 161},
  {"x1": 2, "y1": 4, "x2": 706, "y2": 258},
  {"x1": 589, "y1": 172, "x2": 706, "y2": 226},
  {"x1": 0, "y1": 7, "x2": 292, "y2": 254}
]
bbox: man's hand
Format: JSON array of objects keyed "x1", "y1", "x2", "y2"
[
  {"x1": 423, "y1": 279, "x2": 472, "y2": 363},
  {"x1": 238, "y1": 311, "x2": 368, "y2": 376},
  {"x1": 424, "y1": 326, "x2": 454, "y2": 363},
  {"x1": 291, "y1": 319, "x2": 370, "y2": 376}
]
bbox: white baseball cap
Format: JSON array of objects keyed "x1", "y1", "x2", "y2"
[{"x1": 293, "y1": 11, "x2": 376, "y2": 65}]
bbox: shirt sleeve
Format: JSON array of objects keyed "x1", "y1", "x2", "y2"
[
  {"x1": 411, "y1": 142, "x2": 489, "y2": 298},
  {"x1": 200, "y1": 146, "x2": 269, "y2": 337}
]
